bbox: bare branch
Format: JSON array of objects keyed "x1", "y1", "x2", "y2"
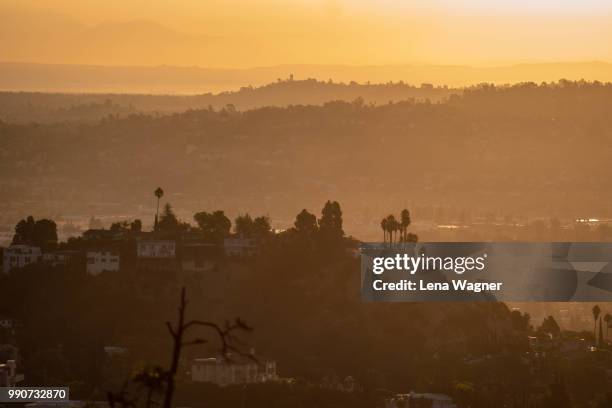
[
  {"x1": 165, "y1": 322, "x2": 176, "y2": 339},
  {"x1": 181, "y1": 338, "x2": 208, "y2": 347},
  {"x1": 183, "y1": 319, "x2": 223, "y2": 333},
  {"x1": 110, "y1": 287, "x2": 254, "y2": 408}
]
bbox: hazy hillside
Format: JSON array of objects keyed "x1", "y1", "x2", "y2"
[
  {"x1": 2, "y1": 61, "x2": 612, "y2": 94},
  {"x1": 1, "y1": 81, "x2": 611, "y2": 239},
  {"x1": 0, "y1": 79, "x2": 455, "y2": 124}
]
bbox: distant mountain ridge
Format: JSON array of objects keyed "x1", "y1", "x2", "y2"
[
  {"x1": 1, "y1": 61, "x2": 612, "y2": 94},
  {"x1": 0, "y1": 78, "x2": 455, "y2": 124}
]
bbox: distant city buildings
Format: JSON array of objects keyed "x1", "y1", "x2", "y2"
[{"x1": 2, "y1": 245, "x2": 41, "y2": 273}]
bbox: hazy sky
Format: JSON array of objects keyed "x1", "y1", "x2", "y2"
[{"x1": 2, "y1": 0, "x2": 612, "y2": 67}]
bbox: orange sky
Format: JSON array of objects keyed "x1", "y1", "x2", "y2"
[{"x1": 2, "y1": 0, "x2": 612, "y2": 68}]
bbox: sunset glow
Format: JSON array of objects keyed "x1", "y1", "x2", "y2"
[{"x1": 2, "y1": 0, "x2": 612, "y2": 68}]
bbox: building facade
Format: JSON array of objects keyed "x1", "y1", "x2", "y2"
[
  {"x1": 86, "y1": 251, "x2": 120, "y2": 275},
  {"x1": 137, "y1": 240, "x2": 177, "y2": 271},
  {"x1": 41, "y1": 250, "x2": 82, "y2": 268},
  {"x1": 137, "y1": 241, "x2": 176, "y2": 258},
  {"x1": 191, "y1": 356, "x2": 277, "y2": 386},
  {"x1": 223, "y1": 237, "x2": 258, "y2": 257},
  {"x1": 2, "y1": 245, "x2": 41, "y2": 273}
]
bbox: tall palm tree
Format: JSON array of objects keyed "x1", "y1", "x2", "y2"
[
  {"x1": 400, "y1": 209, "x2": 411, "y2": 243},
  {"x1": 154, "y1": 187, "x2": 164, "y2": 231},
  {"x1": 386, "y1": 215, "x2": 398, "y2": 246},
  {"x1": 395, "y1": 220, "x2": 401, "y2": 244},
  {"x1": 380, "y1": 218, "x2": 388, "y2": 244},
  {"x1": 396, "y1": 222, "x2": 400, "y2": 243},
  {"x1": 592, "y1": 304, "x2": 601, "y2": 341}
]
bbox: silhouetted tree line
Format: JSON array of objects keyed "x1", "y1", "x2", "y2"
[
  {"x1": 2, "y1": 205, "x2": 612, "y2": 406},
  {"x1": 11, "y1": 216, "x2": 58, "y2": 250}
]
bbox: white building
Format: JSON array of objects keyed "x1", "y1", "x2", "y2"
[
  {"x1": 224, "y1": 237, "x2": 258, "y2": 257},
  {"x1": 137, "y1": 241, "x2": 176, "y2": 258},
  {"x1": 86, "y1": 251, "x2": 120, "y2": 275},
  {"x1": 41, "y1": 251, "x2": 81, "y2": 267},
  {"x1": 2, "y1": 245, "x2": 41, "y2": 273},
  {"x1": 191, "y1": 356, "x2": 277, "y2": 386}
]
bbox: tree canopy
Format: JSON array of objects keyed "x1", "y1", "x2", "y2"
[{"x1": 11, "y1": 216, "x2": 58, "y2": 249}]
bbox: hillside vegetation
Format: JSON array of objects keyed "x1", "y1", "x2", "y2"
[{"x1": 0, "y1": 81, "x2": 611, "y2": 236}]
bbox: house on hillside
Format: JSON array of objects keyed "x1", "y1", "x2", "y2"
[
  {"x1": 137, "y1": 240, "x2": 175, "y2": 258},
  {"x1": 42, "y1": 250, "x2": 83, "y2": 268},
  {"x1": 137, "y1": 240, "x2": 177, "y2": 271},
  {"x1": 2, "y1": 245, "x2": 41, "y2": 273},
  {"x1": 224, "y1": 237, "x2": 258, "y2": 257},
  {"x1": 191, "y1": 353, "x2": 277, "y2": 386},
  {"x1": 86, "y1": 250, "x2": 120, "y2": 275}
]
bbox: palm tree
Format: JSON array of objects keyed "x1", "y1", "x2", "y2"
[
  {"x1": 386, "y1": 215, "x2": 398, "y2": 246},
  {"x1": 400, "y1": 209, "x2": 411, "y2": 243},
  {"x1": 393, "y1": 219, "x2": 401, "y2": 244},
  {"x1": 604, "y1": 313, "x2": 611, "y2": 339},
  {"x1": 380, "y1": 218, "x2": 388, "y2": 244},
  {"x1": 154, "y1": 187, "x2": 164, "y2": 231},
  {"x1": 592, "y1": 304, "x2": 601, "y2": 341}
]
